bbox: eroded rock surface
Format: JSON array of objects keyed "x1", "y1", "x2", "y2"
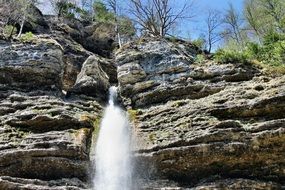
[
  {"x1": 0, "y1": 33, "x2": 105, "y2": 189},
  {"x1": 117, "y1": 38, "x2": 258, "y2": 108},
  {"x1": 0, "y1": 20, "x2": 284, "y2": 189},
  {"x1": 138, "y1": 178, "x2": 281, "y2": 190},
  {"x1": 117, "y1": 38, "x2": 285, "y2": 189},
  {"x1": 0, "y1": 39, "x2": 63, "y2": 90},
  {"x1": 0, "y1": 88, "x2": 102, "y2": 188}
]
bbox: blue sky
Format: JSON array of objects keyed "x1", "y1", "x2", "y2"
[
  {"x1": 177, "y1": 0, "x2": 244, "y2": 39},
  {"x1": 38, "y1": 0, "x2": 244, "y2": 44}
]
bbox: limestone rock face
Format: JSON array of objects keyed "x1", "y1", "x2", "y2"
[
  {"x1": 0, "y1": 34, "x2": 106, "y2": 189},
  {"x1": 21, "y1": 5, "x2": 50, "y2": 34},
  {"x1": 0, "y1": 39, "x2": 63, "y2": 90},
  {"x1": 117, "y1": 38, "x2": 285, "y2": 188},
  {"x1": 138, "y1": 178, "x2": 282, "y2": 189},
  {"x1": 133, "y1": 76, "x2": 285, "y2": 184},
  {"x1": 70, "y1": 55, "x2": 110, "y2": 100},
  {"x1": 117, "y1": 38, "x2": 258, "y2": 108},
  {"x1": 45, "y1": 17, "x2": 116, "y2": 58},
  {"x1": 0, "y1": 17, "x2": 284, "y2": 189},
  {"x1": 0, "y1": 89, "x2": 102, "y2": 189},
  {"x1": 43, "y1": 17, "x2": 118, "y2": 90}
]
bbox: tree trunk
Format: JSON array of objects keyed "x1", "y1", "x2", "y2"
[
  {"x1": 17, "y1": 15, "x2": 26, "y2": 38},
  {"x1": 117, "y1": 32, "x2": 122, "y2": 48},
  {"x1": 208, "y1": 43, "x2": 212, "y2": 53}
]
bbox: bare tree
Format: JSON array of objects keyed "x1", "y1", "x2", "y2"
[
  {"x1": 222, "y1": 3, "x2": 245, "y2": 47},
  {"x1": 244, "y1": 0, "x2": 262, "y2": 41},
  {"x1": 129, "y1": 0, "x2": 194, "y2": 37},
  {"x1": 205, "y1": 10, "x2": 222, "y2": 53}
]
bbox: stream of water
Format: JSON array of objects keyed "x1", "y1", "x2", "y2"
[{"x1": 94, "y1": 86, "x2": 133, "y2": 190}]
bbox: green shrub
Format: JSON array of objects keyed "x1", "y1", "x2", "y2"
[
  {"x1": 19, "y1": 32, "x2": 34, "y2": 42},
  {"x1": 214, "y1": 49, "x2": 250, "y2": 64},
  {"x1": 3, "y1": 25, "x2": 17, "y2": 38},
  {"x1": 192, "y1": 38, "x2": 206, "y2": 50},
  {"x1": 245, "y1": 35, "x2": 285, "y2": 67},
  {"x1": 263, "y1": 31, "x2": 285, "y2": 45},
  {"x1": 215, "y1": 39, "x2": 285, "y2": 76},
  {"x1": 245, "y1": 42, "x2": 261, "y2": 58},
  {"x1": 194, "y1": 54, "x2": 206, "y2": 64},
  {"x1": 93, "y1": 1, "x2": 115, "y2": 23}
]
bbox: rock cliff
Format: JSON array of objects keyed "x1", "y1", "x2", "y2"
[
  {"x1": 117, "y1": 38, "x2": 285, "y2": 189},
  {"x1": 0, "y1": 13, "x2": 112, "y2": 189},
  {"x1": 0, "y1": 10, "x2": 284, "y2": 190}
]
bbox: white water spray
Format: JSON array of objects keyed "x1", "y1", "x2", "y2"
[{"x1": 94, "y1": 86, "x2": 133, "y2": 190}]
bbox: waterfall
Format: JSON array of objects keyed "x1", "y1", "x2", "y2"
[{"x1": 94, "y1": 86, "x2": 133, "y2": 190}]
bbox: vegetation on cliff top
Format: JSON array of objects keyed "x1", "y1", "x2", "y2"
[{"x1": 0, "y1": 0, "x2": 284, "y2": 74}]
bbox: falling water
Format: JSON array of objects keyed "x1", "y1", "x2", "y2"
[{"x1": 94, "y1": 86, "x2": 133, "y2": 190}]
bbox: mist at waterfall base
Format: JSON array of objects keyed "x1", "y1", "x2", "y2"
[{"x1": 94, "y1": 86, "x2": 133, "y2": 190}]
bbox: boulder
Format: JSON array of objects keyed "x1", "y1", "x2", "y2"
[
  {"x1": 69, "y1": 55, "x2": 110, "y2": 100},
  {"x1": 39, "y1": 33, "x2": 93, "y2": 91},
  {"x1": 82, "y1": 22, "x2": 116, "y2": 58}
]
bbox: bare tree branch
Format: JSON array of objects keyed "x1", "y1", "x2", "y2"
[
  {"x1": 129, "y1": 0, "x2": 194, "y2": 37},
  {"x1": 205, "y1": 10, "x2": 222, "y2": 52}
]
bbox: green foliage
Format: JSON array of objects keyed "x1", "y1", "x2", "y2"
[
  {"x1": 192, "y1": 38, "x2": 206, "y2": 50},
  {"x1": 56, "y1": 1, "x2": 85, "y2": 19},
  {"x1": 194, "y1": 54, "x2": 207, "y2": 64},
  {"x1": 259, "y1": 41, "x2": 285, "y2": 66},
  {"x1": 118, "y1": 16, "x2": 136, "y2": 37},
  {"x1": 263, "y1": 31, "x2": 285, "y2": 45},
  {"x1": 19, "y1": 32, "x2": 34, "y2": 42},
  {"x1": 3, "y1": 25, "x2": 17, "y2": 38},
  {"x1": 245, "y1": 32, "x2": 285, "y2": 67},
  {"x1": 93, "y1": 0, "x2": 115, "y2": 23},
  {"x1": 215, "y1": 31, "x2": 285, "y2": 76},
  {"x1": 244, "y1": 0, "x2": 285, "y2": 38},
  {"x1": 214, "y1": 49, "x2": 250, "y2": 64},
  {"x1": 127, "y1": 109, "x2": 138, "y2": 122}
]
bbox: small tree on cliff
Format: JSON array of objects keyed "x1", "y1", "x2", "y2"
[
  {"x1": 93, "y1": 0, "x2": 136, "y2": 45},
  {"x1": 204, "y1": 10, "x2": 223, "y2": 53},
  {"x1": 0, "y1": 0, "x2": 37, "y2": 38}
]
